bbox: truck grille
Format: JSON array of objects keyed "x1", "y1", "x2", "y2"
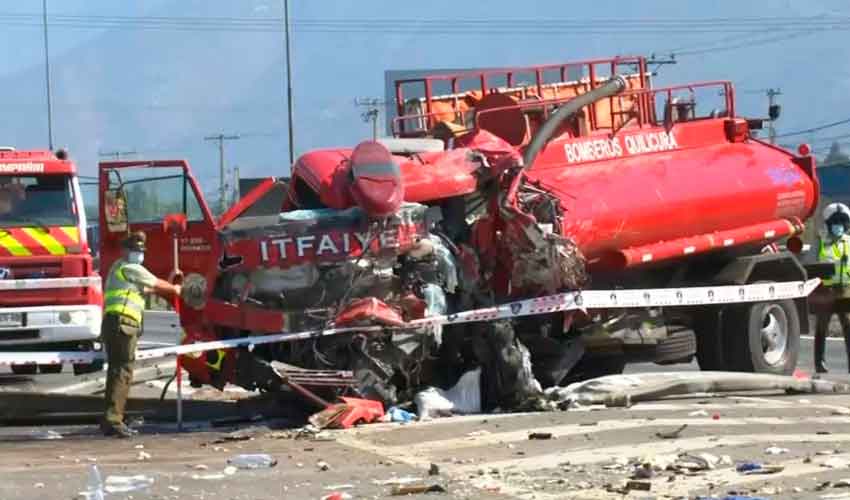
[{"x1": 0, "y1": 329, "x2": 39, "y2": 341}]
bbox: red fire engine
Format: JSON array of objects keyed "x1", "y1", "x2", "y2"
[
  {"x1": 96, "y1": 56, "x2": 820, "y2": 408},
  {"x1": 0, "y1": 148, "x2": 102, "y2": 375}
]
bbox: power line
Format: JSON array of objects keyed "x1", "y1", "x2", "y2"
[{"x1": 775, "y1": 117, "x2": 850, "y2": 139}]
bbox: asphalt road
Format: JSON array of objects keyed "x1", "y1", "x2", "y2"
[{"x1": 1, "y1": 317, "x2": 850, "y2": 499}]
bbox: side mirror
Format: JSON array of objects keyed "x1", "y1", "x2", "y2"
[
  {"x1": 103, "y1": 189, "x2": 128, "y2": 233},
  {"x1": 769, "y1": 104, "x2": 781, "y2": 121}
]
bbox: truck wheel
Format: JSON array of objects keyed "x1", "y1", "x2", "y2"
[
  {"x1": 38, "y1": 364, "x2": 62, "y2": 374},
  {"x1": 725, "y1": 300, "x2": 800, "y2": 375},
  {"x1": 10, "y1": 363, "x2": 37, "y2": 375},
  {"x1": 693, "y1": 307, "x2": 725, "y2": 370},
  {"x1": 653, "y1": 327, "x2": 697, "y2": 365}
]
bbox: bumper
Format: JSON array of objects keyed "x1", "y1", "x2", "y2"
[{"x1": 0, "y1": 304, "x2": 101, "y2": 347}]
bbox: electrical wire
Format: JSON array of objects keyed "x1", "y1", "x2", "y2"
[{"x1": 775, "y1": 117, "x2": 850, "y2": 139}]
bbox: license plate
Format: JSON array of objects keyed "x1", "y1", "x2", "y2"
[{"x1": 0, "y1": 312, "x2": 23, "y2": 327}]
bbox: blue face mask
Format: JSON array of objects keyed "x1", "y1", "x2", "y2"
[
  {"x1": 830, "y1": 224, "x2": 845, "y2": 238},
  {"x1": 127, "y1": 251, "x2": 144, "y2": 264}
]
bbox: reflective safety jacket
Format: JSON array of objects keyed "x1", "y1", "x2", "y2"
[
  {"x1": 818, "y1": 235, "x2": 850, "y2": 286},
  {"x1": 103, "y1": 260, "x2": 147, "y2": 323}
]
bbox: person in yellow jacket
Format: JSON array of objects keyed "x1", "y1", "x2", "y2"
[
  {"x1": 101, "y1": 231, "x2": 181, "y2": 438},
  {"x1": 814, "y1": 202, "x2": 850, "y2": 374}
]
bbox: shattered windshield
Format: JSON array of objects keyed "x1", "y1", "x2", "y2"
[{"x1": 0, "y1": 174, "x2": 77, "y2": 228}]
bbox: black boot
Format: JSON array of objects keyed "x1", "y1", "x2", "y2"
[{"x1": 815, "y1": 327, "x2": 829, "y2": 374}]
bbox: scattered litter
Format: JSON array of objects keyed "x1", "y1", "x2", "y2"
[
  {"x1": 79, "y1": 465, "x2": 104, "y2": 500},
  {"x1": 322, "y1": 493, "x2": 353, "y2": 500},
  {"x1": 735, "y1": 462, "x2": 784, "y2": 475},
  {"x1": 324, "y1": 484, "x2": 355, "y2": 490},
  {"x1": 373, "y1": 477, "x2": 423, "y2": 486},
  {"x1": 227, "y1": 454, "x2": 277, "y2": 470},
  {"x1": 33, "y1": 430, "x2": 63, "y2": 440},
  {"x1": 415, "y1": 368, "x2": 482, "y2": 419},
  {"x1": 136, "y1": 451, "x2": 151, "y2": 461},
  {"x1": 696, "y1": 496, "x2": 771, "y2": 500},
  {"x1": 834, "y1": 479, "x2": 850, "y2": 487},
  {"x1": 223, "y1": 466, "x2": 237, "y2": 476},
  {"x1": 528, "y1": 432, "x2": 553, "y2": 440},
  {"x1": 390, "y1": 484, "x2": 447, "y2": 495},
  {"x1": 386, "y1": 406, "x2": 416, "y2": 423},
  {"x1": 818, "y1": 450, "x2": 840, "y2": 456},
  {"x1": 192, "y1": 464, "x2": 209, "y2": 470},
  {"x1": 429, "y1": 463, "x2": 440, "y2": 476},
  {"x1": 168, "y1": 486, "x2": 180, "y2": 492},
  {"x1": 103, "y1": 475, "x2": 155, "y2": 494},
  {"x1": 712, "y1": 413, "x2": 721, "y2": 420},
  {"x1": 689, "y1": 409, "x2": 709, "y2": 417},
  {"x1": 190, "y1": 473, "x2": 226, "y2": 480},
  {"x1": 625, "y1": 480, "x2": 651, "y2": 491},
  {"x1": 133, "y1": 444, "x2": 144, "y2": 449},
  {"x1": 655, "y1": 424, "x2": 688, "y2": 439},
  {"x1": 832, "y1": 407, "x2": 850, "y2": 416},
  {"x1": 466, "y1": 430, "x2": 491, "y2": 437},
  {"x1": 317, "y1": 460, "x2": 331, "y2": 471},
  {"x1": 765, "y1": 446, "x2": 790, "y2": 455},
  {"x1": 34, "y1": 483, "x2": 44, "y2": 488},
  {"x1": 822, "y1": 457, "x2": 850, "y2": 469}
]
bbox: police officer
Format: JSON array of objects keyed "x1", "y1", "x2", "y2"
[
  {"x1": 814, "y1": 202, "x2": 850, "y2": 374},
  {"x1": 101, "y1": 231, "x2": 181, "y2": 438}
]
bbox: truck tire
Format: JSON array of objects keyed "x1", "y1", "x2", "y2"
[
  {"x1": 724, "y1": 300, "x2": 800, "y2": 375},
  {"x1": 10, "y1": 363, "x2": 37, "y2": 375},
  {"x1": 38, "y1": 364, "x2": 62, "y2": 374},
  {"x1": 653, "y1": 327, "x2": 697, "y2": 365},
  {"x1": 693, "y1": 307, "x2": 726, "y2": 370}
]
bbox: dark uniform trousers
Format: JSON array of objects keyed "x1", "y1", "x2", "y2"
[
  {"x1": 814, "y1": 310, "x2": 850, "y2": 372},
  {"x1": 102, "y1": 313, "x2": 141, "y2": 426}
]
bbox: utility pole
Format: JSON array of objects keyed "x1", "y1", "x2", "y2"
[
  {"x1": 283, "y1": 0, "x2": 295, "y2": 166},
  {"x1": 232, "y1": 166, "x2": 241, "y2": 202},
  {"x1": 42, "y1": 0, "x2": 54, "y2": 150},
  {"x1": 355, "y1": 98, "x2": 387, "y2": 140},
  {"x1": 98, "y1": 150, "x2": 137, "y2": 160},
  {"x1": 766, "y1": 88, "x2": 782, "y2": 145},
  {"x1": 204, "y1": 134, "x2": 240, "y2": 214}
]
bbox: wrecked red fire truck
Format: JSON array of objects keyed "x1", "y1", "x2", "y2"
[{"x1": 98, "y1": 56, "x2": 819, "y2": 409}]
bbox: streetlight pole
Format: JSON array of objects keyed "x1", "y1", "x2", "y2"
[
  {"x1": 42, "y1": 0, "x2": 54, "y2": 150},
  {"x1": 283, "y1": 0, "x2": 295, "y2": 167}
]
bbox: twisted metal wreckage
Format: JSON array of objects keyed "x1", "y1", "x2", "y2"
[{"x1": 88, "y1": 56, "x2": 822, "y2": 414}]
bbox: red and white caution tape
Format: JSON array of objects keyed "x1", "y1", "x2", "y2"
[{"x1": 0, "y1": 279, "x2": 820, "y2": 367}]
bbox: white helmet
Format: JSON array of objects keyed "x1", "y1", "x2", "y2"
[{"x1": 823, "y1": 202, "x2": 850, "y2": 223}]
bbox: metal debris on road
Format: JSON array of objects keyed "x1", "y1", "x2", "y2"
[
  {"x1": 528, "y1": 432, "x2": 554, "y2": 440},
  {"x1": 103, "y1": 475, "x2": 155, "y2": 494},
  {"x1": 227, "y1": 453, "x2": 277, "y2": 469},
  {"x1": 765, "y1": 446, "x2": 790, "y2": 455},
  {"x1": 655, "y1": 423, "x2": 688, "y2": 439},
  {"x1": 390, "y1": 484, "x2": 447, "y2": 495}
]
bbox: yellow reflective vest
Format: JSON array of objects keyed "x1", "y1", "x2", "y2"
[
  {"x1": 818, "y1": 235, "x2": 850, "y2": 286},
  {"x1": 103, "y1": 260, "x2": 146, "y2": 323}
]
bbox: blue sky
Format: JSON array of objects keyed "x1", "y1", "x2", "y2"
[{"x1": 1, "y1": 0, "x2": 849, "y2": 199}]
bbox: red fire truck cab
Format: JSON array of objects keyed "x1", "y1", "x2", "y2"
[{"x1": 0, "y1": 148, "x2": 102, "y2": 375}]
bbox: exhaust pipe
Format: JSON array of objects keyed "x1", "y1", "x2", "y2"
[{"x1": 523, "y1": 75, "x2": 628, "y2": 168}]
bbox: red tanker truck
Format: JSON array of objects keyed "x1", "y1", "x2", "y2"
[{"x1": 97, "y1": 55, "x2": 820, "y2": 409}]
